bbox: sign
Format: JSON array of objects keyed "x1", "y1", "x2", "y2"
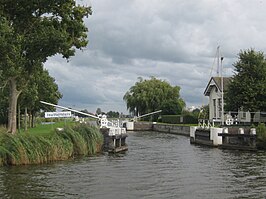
[{"x1": 45, "y1": 111, "x2": 72, "y2": 118}]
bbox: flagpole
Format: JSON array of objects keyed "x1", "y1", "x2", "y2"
[{"x1": 221, "y1": 56, "x2": 224, "y2": 125}]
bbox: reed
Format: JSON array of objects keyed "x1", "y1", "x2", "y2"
[
  {"x1": 73, "y1": 124, "x2": 103, "y2": 154},
  {"x1": 0, "y1": 124, "x2": 103, "y2": 166},
  {"x1": 57, "y1": 127, "x2": 87, "y2": 155}
]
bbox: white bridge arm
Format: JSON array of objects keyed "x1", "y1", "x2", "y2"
[
  {"x1": 40, "y1": 101, "x2": 99, "y2": 119},
  {"x1": 135, "y1": 110, "x2": 162, "y2": 119}
]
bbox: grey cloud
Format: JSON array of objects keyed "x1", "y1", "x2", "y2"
[{"x1": 44, "y1": 0, "x2": 266, "y2": 113}]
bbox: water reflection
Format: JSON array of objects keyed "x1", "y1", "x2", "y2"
[
  {"x1": 0, "y1": 164, "x2": 57, "y2": 199},
  {"x1": 0, "y1": 131, "x2": 266, "y2": 199},
  {"x1": 220, "y1": 150, "x2": 266, "y2": 198}
]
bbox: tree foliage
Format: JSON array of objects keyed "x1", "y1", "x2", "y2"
[
  {"x1": 225, "y1": 49, "x2": 266, "y2": 112},
  {"x1": 18, "y1": 68, "x2": 62, "y2": 127},
  {"x1": 107, "y1": 111, "x2": 120, "y2": 118},
  {"x1": 96, "y1": 108, "x2": 102, "y2": 115},
  {"x1": 0, "y1": 86, "x2": 8, "y2": 125},
  {"x1": 19, "y1": 68, "x2": 62, "y2": 112},
  {"x1": 198, "y1": 105, "x2": 209, "y2": 119},
  {"x1": 0, "y1": 0, "x2": 91, "y2": 133},
  {"x1": 123, "y1": 77, "x2": 185, "y2": 116}
]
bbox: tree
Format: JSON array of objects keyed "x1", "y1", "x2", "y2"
[
  {"x1": 75, "y1": 109, "x2": 90, "y2": 118},
  {"x1": 0, "y1": 0, "x2": 91, "y2": 133},
  {"x1": 96, "y1": 108, "x2": 102, "y2": 115},
  {"x1": 198, "y1": 105, "x2": 209, "y2": 119},
  {"x1": 123, "y1": 77, "x2": 185, "y2": 117},
  {"x1": 0, "y1": 86, "x2": 8, "y2": 126},
  {"x1": 225, "y1": 49, "x2": 266, "y2": 113},
  {"x1": 19, "y1": 68, "x2": 62, "y2": 128},
  {"x1": 160, "y1": 99, "x2": 185, "y2": 115},
  {"x1": 107, "y1": 111, "x2": 120, "y2": 118}
]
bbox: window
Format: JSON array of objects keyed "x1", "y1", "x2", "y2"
[
  {"x1": 218, "y1": 98, "x2": 222, "y2": 118},
  {"x1": 213, "y1": 99, "x2": 216, "y2": 118}
]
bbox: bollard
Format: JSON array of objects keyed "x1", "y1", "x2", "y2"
[
  {"x1": 238, "y1": 128, "x2": 244, "y2": 134},
  {"x1": 223, "y1": 128, "x2": 228, "y2": 134},
  {"x1": 250, "y1": 128, "x2": 256, "y2": 135}
]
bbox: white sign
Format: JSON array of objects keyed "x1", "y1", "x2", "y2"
[{"x1": 45, "y1": 111, "x2": 72, "y2": 118}]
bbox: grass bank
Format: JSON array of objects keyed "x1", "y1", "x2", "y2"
[{"x1": 0, "y1": 124, "x2": 103, "y2": 166}]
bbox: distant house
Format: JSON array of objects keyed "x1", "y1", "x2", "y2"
[
  {"x1": 204, "y1": 77, "x2": 231, "y2": 122},
  {"x1": 204, "y1": 76, "x2": 266, "y2": 124}
]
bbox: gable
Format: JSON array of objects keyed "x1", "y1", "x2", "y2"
[
  {"x1": 204, "y1": 78, "x2": 218, "y2": 96},
  {"x1": 204, "y1": 77, "x2": 232, "y2": 96}
]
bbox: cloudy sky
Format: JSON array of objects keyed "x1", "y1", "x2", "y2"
[{"x1": 44, "y1": 0, "x2": 266, "y2": 114}]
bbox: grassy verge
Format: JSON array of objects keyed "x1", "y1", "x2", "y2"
[
  {"x1": 0, "y1": 123, "x2": 103, "y2": 166},
  {"x1": 18, "y1": 120, "x2": 76, "y2": 136}
]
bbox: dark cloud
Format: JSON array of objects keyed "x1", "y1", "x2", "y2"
[{"x1": 44, "y1": 0, "x2": 266, "y2": 112}]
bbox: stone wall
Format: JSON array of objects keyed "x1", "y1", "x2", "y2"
[
  {"x1": 153, "y1": 123, "x2": 190, "y2": 136},
  {"x1": 133, "y1": 122, "x2": 153, "y2": 131},
  {"x1": 132, "y1": 122, "x2": 191, "y2": 136}
]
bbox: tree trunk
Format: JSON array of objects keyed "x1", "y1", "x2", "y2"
[
  {"x1": 7, "y1": 77, "x2": 22, "y2": 134},
  {"x1": 31, "y1": 113, "x2": 34, "y2": 128},
  {"x1": 24, "y1": 107, "x2": 28, "y2": 132}
]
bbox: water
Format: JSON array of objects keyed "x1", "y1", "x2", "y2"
[{"x1": 1, "y1": 131, "x2": 266, "y2": 199}]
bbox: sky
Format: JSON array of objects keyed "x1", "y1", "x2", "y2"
[{"x1": 44, "y1": 0, "x2": 266, "y2": 114}]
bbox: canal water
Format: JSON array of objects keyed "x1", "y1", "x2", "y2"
[{"x1": 1, "y1": 131, "x2": 266, "y2": 199}]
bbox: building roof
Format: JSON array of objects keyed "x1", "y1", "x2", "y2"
[{"x1": 204, "y1": 76, "x2": 232, "y2": 96}]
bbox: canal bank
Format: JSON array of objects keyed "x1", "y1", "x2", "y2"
[
  {"x1": 152, "y1": 123, "x2": 190, "y2": 136},
  {"x1": 132, "y1": 122, "x2": 261, "y2": 151},
  {"x1": 131, "y1": 122, "x2": 190, "y2": 136}
]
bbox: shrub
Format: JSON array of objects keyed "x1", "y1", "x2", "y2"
[
  {"x1": 161, "y1": 114, "x2": 198, "y2": 124},
  {"x1": 161, "y1": 115, "x2": 181, "y2": 124},
  {"x1": 256, "y1": 123, "x2": 266, "y2": 149}
]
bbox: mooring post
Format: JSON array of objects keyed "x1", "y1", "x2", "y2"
[{"x1": 113, "y1": 138, "x2": 116, "y2": 148}]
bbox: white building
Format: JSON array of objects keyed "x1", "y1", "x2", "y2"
[
  {"x1": 203, "y1": 76, "x2": 266, "y2": 125},
  {"x1": 203, "y1": 77, "x2": 264, "y2": 124},
  {"x1": 204, "y1": 77, "x2": 229, "y2": 122}
]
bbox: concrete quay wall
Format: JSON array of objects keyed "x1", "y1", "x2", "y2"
[
  {"x1": 133, "y1": 122, "x2": 153, "y2": 131},
  {"x1": 133, "y1": 122, "x2": 190, "y2": 136},
  {"x1": 153, "y1": 123, "x2": 190, "y2": 136}
]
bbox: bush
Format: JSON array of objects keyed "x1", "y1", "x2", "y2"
[
  {"x1": 161, "y1": 115, "x2": 181, "y2": 124},
  {"x1": 161, "y1": 114, "x2": 198, "y2": 124},
  {"x1": 182, "y1": 114, "x2": 198, "y2": 124},
  {"x1": 256, "y1": 123, "x2": 266, "y2": 149}
]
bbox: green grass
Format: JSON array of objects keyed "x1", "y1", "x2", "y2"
[{"x1": 19, "y1": 121, "x2": 76, "y2": 136}]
